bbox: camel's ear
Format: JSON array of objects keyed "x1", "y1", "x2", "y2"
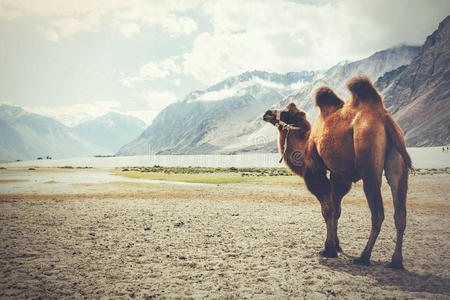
[
  {"x1": 295, "y1": 111, "x2": 306, "y2": 119},
  {"x1": 286, "y1": 102, "x2": 298, "y2": 111}
]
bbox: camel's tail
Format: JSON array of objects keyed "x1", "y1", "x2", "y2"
[
  {"x1": 384, "y1": 114, "x2": 412, "y2": 169},
  {"x1": 347, "y1": 76, "x2": 382, "y2": 105}
]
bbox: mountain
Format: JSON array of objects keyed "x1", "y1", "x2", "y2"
[
  {"x1": 74, "y1": 112, "x2": 147, "y2": 154},
  {"x1": 0, "y1": 104, "x2": 99, "y2": 160},
  {"x1": 223, "y1": 45, "x2": 421, "y2": 153},
  {"x1": 118, "y1": 46, "x2": 420, "y2": 156},
  {"x1": 375, "y1": 15, "x2": 450, "y2": 146},
  {"x1": 116, "y1": 70, "x2": 321, "y2": 155}
]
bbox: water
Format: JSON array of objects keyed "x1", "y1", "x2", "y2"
[
  {"x1": 0, "y1": 147, "x2": 449, "y2": 169},
  {"x1": 0, "y1": 169, "x2": 207, "y2": 194}
]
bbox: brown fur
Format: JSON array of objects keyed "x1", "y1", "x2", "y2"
[
  {"x1": 263, "y1": 77, "x2": 410, "y2": 269},
  {"x1": 347, "y1": 76, "x2": 383, "y2": 106},
  {"x1": 315, "y1": 87, "x2": 344, "y2": 118}
]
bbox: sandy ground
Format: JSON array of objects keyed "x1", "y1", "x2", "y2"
[{"x1": 0, "y1": 172, "x2": 449, "y2": 299}]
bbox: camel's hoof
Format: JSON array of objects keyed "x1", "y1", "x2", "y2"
[
  {"x1": 386, "y1": 261, "x2": 404, "y2": 270},
  {"x1": 353, "y1": 257, "x2": 371, "y2": 266},
  {"x1": 319, "y1": 249, "x2": 338, "y2": 258}
]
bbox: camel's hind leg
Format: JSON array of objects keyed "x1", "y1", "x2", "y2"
[
  {"x1": 384, "y1": 150, "x2": 408, "y2": 269},
  {"x1": 354, "y1": 171, "x2": 384, "y2": 266},
  {"x1": 353, "y1": 130, "x2": 386, "y2": 266}
]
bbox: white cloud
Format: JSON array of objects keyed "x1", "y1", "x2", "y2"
[
  {"x1": 48, "y1": 14, "x2": 100, "y2": 39},
  {"x1": 118, "y1": 22, "x2": 140, "y2": 38},
  {"x1": 140, "y1": 90, "x2": 178, "y2": 111},
  {"x1": 196, "y1": 77, "x2": 287, "y2": 102},
  {"x1": 43, "y1": 30, "x2": 59, "y2": 42},
  {"x1": 120, "y1": 110, "x2": 158, "y2": 125},
  {"x1": 120, "y1": 56, "x2": 182, "y2": 87},
  {"x1": 25, "y1": 101, "x2": 122, "y2": 127},
  {"x1": 120, "y1": 76, "x2": 144, "y2": 88},
  {"x1": 183, "y1": 0, "x2": 450, "y2": 85},
  {"x1": 0, "y1": 0, "x2": 199, "y2": 40},
  {"x1": 139, "y1": 57, "x2": 181, "y2": 80}
]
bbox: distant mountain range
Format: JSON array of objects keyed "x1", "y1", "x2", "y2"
[
  {"x1": 117, "y1": 45, "x2": 421, "y2": 155},
  {"x1": 3, "y1": 16, "x2": 448, "y2": 160},
  {"x1": 0, "y1": 105, "x2": 146, "y2": 160},
  {"x1": 118, "y1": 16, "x2": 449, "y2": 155},
  {"x1": 73, "y1": 112, "x2": 147, "y2": 154},
  {"x1": 116, "y1": 70, "x2": 321, "y2": 155}
]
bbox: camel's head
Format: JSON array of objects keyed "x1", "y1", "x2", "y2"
[{"x1": 263, "y1": 103, "x2": 310, "y2": 132}]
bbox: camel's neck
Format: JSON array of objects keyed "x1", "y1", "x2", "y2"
[{"x1": 279, "y1": 129, "x2": 309, "y2": 177}]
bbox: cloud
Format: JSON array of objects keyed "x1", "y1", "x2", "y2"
[
  {"x1": 120, "y1": 56, "x2": 182, "y2": 87},
  {"x1": 25, "y1": 101, "x2": 122, "y2": 127},
  {"x1": 0, "y1": 0, "x2": 199, "y2": 40},
  {"x1": 118, "y1": 22, "x2": 140, "y2": 38},
  {"x1": 43, "y1": 30, "x2": 59, "y2": 42},
  {"x1": 48, "y1": 14, "x2": 100, "y2": 39},
  {"x1": 120, "y1": 110, "x2": 158, "y2": 125},
  {"x1": 139, "y1": 57, "x2": 181, "y2": 80},
  {"x1": 196, "y1": 76, "x2": 287, "y2": 101},
  {"x1": 140, "y1": 90, "x2": 178, "y2": 111},
  {"x1": 182, "y1": 0, "x2": 450, "y2": 85},
  {"x1": 120, "y1": 76, "x2": 144, "y2": 88}
]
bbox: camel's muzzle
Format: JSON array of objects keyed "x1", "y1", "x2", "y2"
[{"x1": 263, "y1": 110, "x2": 279, "y2": 124}]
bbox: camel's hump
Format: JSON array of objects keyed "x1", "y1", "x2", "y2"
[
  {"x1": 315, "y1": 87, "x2": 344, "y2": 117},
  {"x1": 347, "y1": 76, "x2": 382, "y2": 105}
]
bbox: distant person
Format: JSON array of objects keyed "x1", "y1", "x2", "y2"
[
  {"x1": 447, "y1": 146, "x2": 449, "y2": 152},
  {"x1": 443, "y1": 147, "x2": 446, "y2": 152}
]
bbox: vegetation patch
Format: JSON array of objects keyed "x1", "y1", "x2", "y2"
[
  {"x1": 412, "y1": 167, "x2": 450, "y2": 175},
  {"x1": 0, "y1": 179, "x2": 29, "y2": 183},
  {"x1": 44, "y1": 180, "x2": 58, "y2": 184},
  {"x1": 113, "y1": 166, "x2": 297, "y2": 184}
]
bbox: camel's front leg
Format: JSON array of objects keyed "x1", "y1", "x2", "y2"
[
  {"x1": 319, "y1": 200, "x2": 338, "y2": 258},
  {"x1": 304, "y1": 169, "x2": 338, "y2": 257},
  {"x1": 330, "y1": 175, "x2": 352, "y2": 253}
]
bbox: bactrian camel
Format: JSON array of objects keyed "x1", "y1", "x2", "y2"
[{"x1": 263, "y1": 76, "x2": 411, "y2": 269}]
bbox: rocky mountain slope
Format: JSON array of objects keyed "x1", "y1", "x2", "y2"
[
  {"x1": 116, "y1": 71, "x2": 321, "y2": 155},
  {"x1": 375, "y1": 15, "x2": 450, "y2": 146}
]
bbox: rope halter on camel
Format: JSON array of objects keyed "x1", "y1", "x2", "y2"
[{"x1": 273, "y1": 110, "x2": 302, "y2": 163}]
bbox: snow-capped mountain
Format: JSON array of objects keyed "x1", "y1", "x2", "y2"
[
  {"x1": 0, "y1": 104, "x2": 100, "y2": 160},
  {"x1": 116, "y1": 71, "x2": 321, "y2": 155},
  {"x1": 73, "y1": 112, "x2": 147, "y2": 154},
  {"x1": 118, "y1": 45, "x2": 420, "y2": 156},
  {"x1": 228, "y1": 45, "x2": 421, "y2": 153}
]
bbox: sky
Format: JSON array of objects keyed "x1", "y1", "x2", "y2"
[{"x1": 0, "y1": 0, "x2": 449, "y2": 126}]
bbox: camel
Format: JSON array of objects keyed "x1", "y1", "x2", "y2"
[{"x1": 263, "y1": 76, "x2": 411, "y2": 269}]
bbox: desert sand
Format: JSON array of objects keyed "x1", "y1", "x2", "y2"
[{"x1": 1, "y1": 172, "x2": 449, "y2": 299}]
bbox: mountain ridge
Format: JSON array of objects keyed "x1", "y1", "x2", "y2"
[
  {"x1": 0, "y1": 105, "x2": 147, "y2": 160},
  {"x1": 116, "y1": 70, "x2": 321, "y2": 155},
  {"x1": 117, "y1": 44, "x2": 421, "y2": 156}
]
